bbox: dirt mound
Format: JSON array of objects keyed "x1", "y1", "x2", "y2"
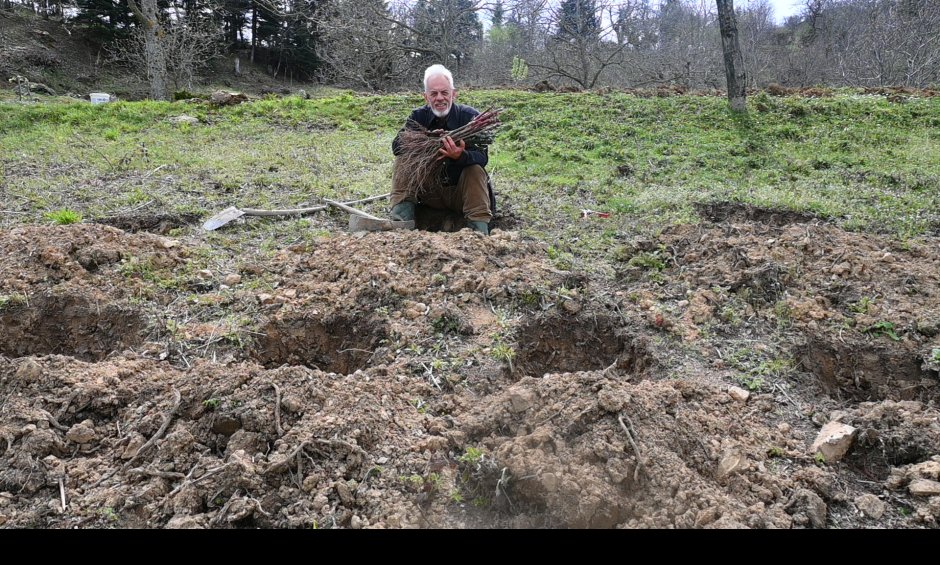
[{"x1": 1, "y1": 217, "x2": 939, "y2": 528}]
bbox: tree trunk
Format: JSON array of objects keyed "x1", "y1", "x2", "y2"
[
  {"x1": 251, "y1": 4, "x2": 257, "y2": 63},
  {"x1": 716, "y1": 0, "x2": 747, "y2": 112},
  {"x1": 127, "y1": 0, "x2": 168, "y2": 101}
]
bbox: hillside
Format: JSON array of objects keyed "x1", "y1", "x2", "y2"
[{"x1": 1, "y1": 69, "x2": 940, "y2": 527}]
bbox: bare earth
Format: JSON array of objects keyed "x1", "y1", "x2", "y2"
[{"x1": 1, "y1": 205, "x2": 938, "y2": 528}]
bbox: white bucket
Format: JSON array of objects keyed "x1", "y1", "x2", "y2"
[{"x1": 90, "y1": 93, "x2": 111, "y2": 105}]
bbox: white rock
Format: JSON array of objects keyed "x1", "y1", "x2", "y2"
[
  {"x1": 811, "y1": 422, "x2": 857, "y2": 463},
  {"x1": 728, "y1": 386, "x2": 750, "y2": 403},
  {"x1": 909, "y1": 479, "x2": 940, "y2": 497}
]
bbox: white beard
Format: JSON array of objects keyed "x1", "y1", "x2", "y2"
[{"x1": 431, "y1": 103, "x2": 452, "y2": 118}]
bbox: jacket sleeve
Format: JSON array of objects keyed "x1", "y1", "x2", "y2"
[{"x1": 392, "y1": 109, "x2": 422, "y2": 157}]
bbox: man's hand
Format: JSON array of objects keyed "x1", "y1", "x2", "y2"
[{"x1": 438, "y1": 136, "x2": 465, "y2": 161}]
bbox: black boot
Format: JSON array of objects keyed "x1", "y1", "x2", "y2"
[{"x1": 391, "y1": 201, "x2": 415, "y2": 222}]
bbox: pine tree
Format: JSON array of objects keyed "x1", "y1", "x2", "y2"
[{"x1": 556, "y1": 0, "x2": 599, "y2": 41}]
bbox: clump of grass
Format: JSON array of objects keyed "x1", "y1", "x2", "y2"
[{"x1": 43, "y1": 208, "x2": 82, "y2": 225}]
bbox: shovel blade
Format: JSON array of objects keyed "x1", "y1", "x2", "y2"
[
  {"x1": 349, "y1": 215, "x2": 415, "y2": 232},
  {"x1": 203, "y1": 207, "x2": 246, "y2": 231}
]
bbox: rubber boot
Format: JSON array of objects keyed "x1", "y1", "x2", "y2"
[
  {"x1": 390, "y1": 201, "x2": 415, "y2": 222},
  {"x1": 468, "y1": 221, "x2": 490, "y2": 236}
]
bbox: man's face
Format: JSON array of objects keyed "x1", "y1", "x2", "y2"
[{"x1": 424, "y1": 75, "x2": 457, "y2": 118}]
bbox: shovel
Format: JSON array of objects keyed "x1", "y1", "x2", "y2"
[
  {"x1": 323, "y1": 199, "x2": 415, "y2": 232},
  {"x1": 202, "y1": 193, "x2": 391, "y2": 231}
]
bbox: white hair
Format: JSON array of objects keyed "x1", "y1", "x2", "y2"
[{"x1": 423, "y1": 65, "x2": 455, "y2": 92}]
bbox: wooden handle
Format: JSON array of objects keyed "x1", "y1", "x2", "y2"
[{"x1": 324, "y1": 199, "x2": 385, "y2": 221}]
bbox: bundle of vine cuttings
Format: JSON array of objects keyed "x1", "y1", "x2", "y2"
[{"x1": 393, "y1": 108, "x2": 502, "y2": 198}]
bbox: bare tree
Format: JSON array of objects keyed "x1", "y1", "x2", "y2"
[
  {"x1": 126, "y1": 0, "x2": 168, "y2": 100},
  {"x1": 716, "y1": 0, "x2": 746, "y2": 110},
  {"x1": 315, "y1": 0, "x2": 415, "y2": 89},
  {"x1": 110, "y1": 18, "x2": 223, "y2": 94},
  {"x1": 526, "y1": 0, "x2": 629, "y2": 88}
]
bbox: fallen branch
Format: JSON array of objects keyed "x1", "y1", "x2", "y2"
[{"x1": 618, "y1": 414, "x2": 644, "y2": 483}]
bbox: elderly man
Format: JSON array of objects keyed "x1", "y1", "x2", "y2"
[{"x1": 390, "y1": 64, "x2": 493, "y2": 235}]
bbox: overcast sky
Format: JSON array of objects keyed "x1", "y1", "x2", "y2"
[{"x1": 762, "y1": 0, "x2": 804, "y2": 22}]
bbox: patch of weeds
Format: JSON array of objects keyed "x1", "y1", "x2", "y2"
[
  {"x1": 472, "y1": 497, "x2": 490, "y2": 508},
  {"x1": 0, "y1": 293, "x2": 28, "y2": 311},
  {"x1": 849, "y1": 296, "x2": 874, "y2": 314},
  {"x1": 735, "y1": 373, "x2": 766, "y2": 392},
  {"x1": 99, "y1": 507, "x2": 119, "y2": 522},
  {"x1": 431, "y1": 314, "x2": 461, "y2": 336},
  {"x1": 546, "y1": 246, "x2": 574, "y2": 271},
  {"x1": 43, "y1": 208, "x2": 82, "y2": 225},
  {"x1": 491, "y1": 341, "x2": 516, "y2": 372},
  {"x1": 627, "y1": 250, "x2": 667, "y2": 271},
  {"x1": 767, "y1": 446, "x2": 786, "y2": 458},
  {"x1": 449, "y1": 490, "x2": 465, "y2": 504},
  {"x1": 458, "y1": 446, "x2": 485, "y2": 466},
  {"x1": 932, "y1": 348, "x2": 940, "y2": 363},
  {"x1": 411, "y1": 398, "x2": 428, "y2": 414},
  {"x1": 517, "y1": 289, "x2": 544, "y2": 308},
  {"x1": 813, "y1": 452, "x2": 827, "y2": 466},
  {"x1": 430, "y1": 273, "x2": 447, "y2": 286},
  {"x1": 399, "y1": 472, "x2": 444, "y2": 497},
  {"x1": 773, "y1": 300, "x2": 792, "y2": 329},
  {"x1": 203, "y1": 398, "x2": 220, "y2": 410},
  {"x1": 865, "y1": 321, "x2": 901, "y2": 341}
]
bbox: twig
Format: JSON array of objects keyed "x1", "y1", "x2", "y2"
[
  {"x1": 618, "y1": 414, "x2": 644, "y2": 483},
  {"x1": 90, "y1": 388, "x2": 182, "y2": 488},
  {"x1": 272, "y1": 383, "x2": 283, "y2": 437},
  {"x1": 315, "y1": 438, "x2": 368, "y2": 458},
  {"x1": 128, "y1": 467, "x2": 186, "y2": 480},
  {"x1": 38, "y1": 410, "x2": 69, "y2": 432},
  {"x1": 58, "y1": 477, "x2": 67, "y2": 513},
  {"x1": 166, "y1": 462, "x2": 232, "y2": 500}
]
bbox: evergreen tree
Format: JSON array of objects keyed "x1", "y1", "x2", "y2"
[{"x1": 556, "y1": 0, "x2": 599, "y2": 41}]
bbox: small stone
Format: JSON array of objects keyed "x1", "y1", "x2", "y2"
[
  {"x1": 562, "y1": 300, "x2": 582, "y2": 314},
  {"x1": 197, "y1": 269, "x2": 213, "y2": 280},
  {"x1": 282, "y1": 289, "x2": 297, "y2": 299},
  {"x1": 728, "y1": 387, "x2": 750, "y2": 403},
  {"x1": 66, "y1": 422, "x2": 96, "y2": 444},
  {"x1": 350, "y1": 515, "x2": 363, "y2": 529},
  {"x1": 335, "y1": 481, "x2": 355, "y2": 506},
  {"x1": 160, "y1": 238, "x2": 180, "y2": 249},
  {"x1": 909, "y1": 479, "x2": 940, "y2": 497},
  {"x1": 508, "y1": 388, "x2": 537, "y2": 413},
  {"x1": 855, "y1": 494, "x2": 885, "y2": 519},
  {"x1": 257, "y1": 293, "x2": 276, "y2": 305},
  {"x1": 677, "y1": 300, "x2": 690, "y2": 308},
  {"x1": 223, "y1": 274, "x2": 241, "y2": 286},
  {"x1": 15, "y1": 359, "x2": 42, "y2": 382},
  {"x1": 718, "y1": 450, "x2": 747, "y2": 479},
  {"x1": 881, "y1": 253, "x2": 895, "y2": 263},
  {"x1": 777, "y1": 423, "x2": 791, "y2": 435},
  {"x1": 811, "y1": 422, "x2": 857, "y2": 463}
]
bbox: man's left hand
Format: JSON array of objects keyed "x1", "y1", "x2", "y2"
[{"x1": 438, "y1": 136, "x2": 465, "y2": 161}]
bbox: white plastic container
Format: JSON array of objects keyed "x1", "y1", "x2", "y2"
[{"x1": 90, "y1": 93, "x2": 111, "y2": 105}]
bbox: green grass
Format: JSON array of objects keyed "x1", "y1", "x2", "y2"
[{"x1": 2, "y1": 90, "x2": 938, "y2": 271}]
